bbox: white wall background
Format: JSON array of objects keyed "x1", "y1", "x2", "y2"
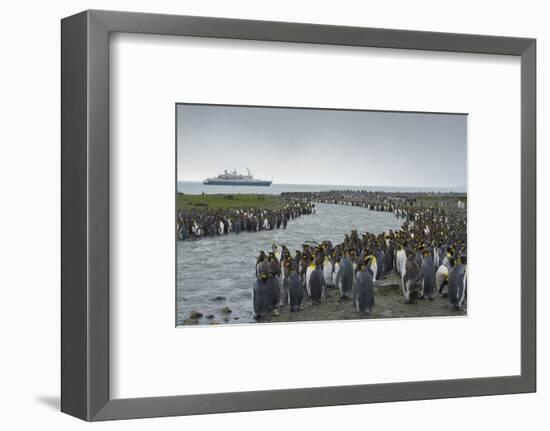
[{"x1": 0, "y1": 0, "x2": 547, "y2": 429}]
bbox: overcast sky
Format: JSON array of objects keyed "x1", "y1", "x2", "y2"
[{"x1": 177, "y1": 104, "x2": 466, "y2": 188}]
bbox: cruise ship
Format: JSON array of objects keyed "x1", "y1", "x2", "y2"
[{"x1": 203, "y1": 169, "x2": 272, "y2": 186}]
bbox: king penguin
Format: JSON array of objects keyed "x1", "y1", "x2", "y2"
[
  {"x1": 339, "y1": 252, "x2": 354, "y2": 298},
  {"x1": 266, "y1": 272, "x2": 280, "y2": 310},
  {"x1": 448, "y1": 255, "x2": 467, "y2": 310},
  {"x1": 420, "y1": 250, "x2": 436, "y2": 300},
  {"x1": 308, "y1": 264, "x2": 326, "y2": 304},
  {"x1": 253, "y1": 272, "x2": 269, "y2": 318},
  {"x1": 403, "y1": 250, "x2": 421, "y2": 304},
  {"x1": 288, "y1": 267, "x2": 303, "y2": 312},
  {"x1": 355, "y1": 260, "x2": 375, "y2": 314}
]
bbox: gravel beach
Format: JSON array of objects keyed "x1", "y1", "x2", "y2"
[{"x1": 183, "y1": 273, "x2": 466, "y2": 326}]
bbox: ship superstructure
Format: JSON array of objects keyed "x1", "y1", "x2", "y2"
[{"x1": 203, "y1": 169, "x2": 272, "y2": 186}]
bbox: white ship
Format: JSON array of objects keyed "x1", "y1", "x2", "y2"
[{"x1": 202, "y1": 169, "x2": 272, "y2": 186}]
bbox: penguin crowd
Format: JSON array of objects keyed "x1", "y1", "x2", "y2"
[
  {"x1": 176, "y1": 200, "x2": 315, "y2": 240},
  {"x1": 252, "y1": 191, "x2": 467, "y2": 319},
  {"x1": 283, "y1": 190, "x2": 465, "y2": 220}
]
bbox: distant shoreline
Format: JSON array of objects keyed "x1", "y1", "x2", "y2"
[{"x1": 177, "y1": 180, "x2": 467, "y2": 195}]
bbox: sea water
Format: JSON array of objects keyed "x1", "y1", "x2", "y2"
[{"x1": 177, "y1": 181, "x2": 464, "y2": 195}]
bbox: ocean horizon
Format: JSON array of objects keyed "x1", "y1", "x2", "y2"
[{"x1": 177, "y1": 181, "x2": 466, "y2": 195}]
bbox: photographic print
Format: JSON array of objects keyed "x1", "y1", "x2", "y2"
[{"x1": 176, "y1": 104, "x2": 467, "y2": 326}]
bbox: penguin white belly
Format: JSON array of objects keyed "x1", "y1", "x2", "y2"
[
  {"x1": 333, "y1": 263, "x2": 341, "y2": 293},
  {"x1": 370, "y1": 261, "x2": 378, "y2": 281},
  {"x1": 305, "y1": 266, "x2": 314, "y2": 296},
  {"x1": 323, "y1": 263, "x2": 333, "y2": 286},
  {"x1": 404, "y1": 279, "x2": 413, "y2": 301},
  {"x1": 352, "y1": 278, "x2": 358, "y2": 310},
  {"x1": 458, "y1": 270, "x2": 467, "y2": 306},
  {"x1": 396, "y1": 250, "x2": 406, "y2": 275},
  {"x1": 436, "y1": 265, "x2": 449, "y2": 294},
  {"x1": 433, "y1": 249, "x2": 439, "y2": 268}
]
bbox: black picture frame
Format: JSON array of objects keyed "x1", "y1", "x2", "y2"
[{"x1": 61, "y1": 9, "x2": 536, "y2": 421}]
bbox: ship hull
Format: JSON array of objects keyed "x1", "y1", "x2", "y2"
[{"x1": 202, "y1": 179, "x2": 272, "y2": 186}]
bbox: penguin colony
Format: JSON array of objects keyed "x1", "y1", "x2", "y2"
[
  {"x1": 253, "y1": 190, "x2": 467, "y2": 319},
  {"x1": 176, "y1": 200, "x2": 314, "y2": 240}
]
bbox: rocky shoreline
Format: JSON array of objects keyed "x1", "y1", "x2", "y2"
[{"x1": 183, "y1": 273, "x2": 466, "y2": 326}]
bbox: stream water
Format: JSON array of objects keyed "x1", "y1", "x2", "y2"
[{"x1": 176, "y1": 202, "x2": 404, "y2": 325}]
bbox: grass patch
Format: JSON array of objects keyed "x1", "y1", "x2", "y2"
[{"x1": 176, "y1": 193, "x2": 286, "y2": 211}]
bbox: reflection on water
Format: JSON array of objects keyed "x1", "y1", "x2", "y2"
[{"x1": 176, "y1": 203, "x2": 404, "y2": 325}]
